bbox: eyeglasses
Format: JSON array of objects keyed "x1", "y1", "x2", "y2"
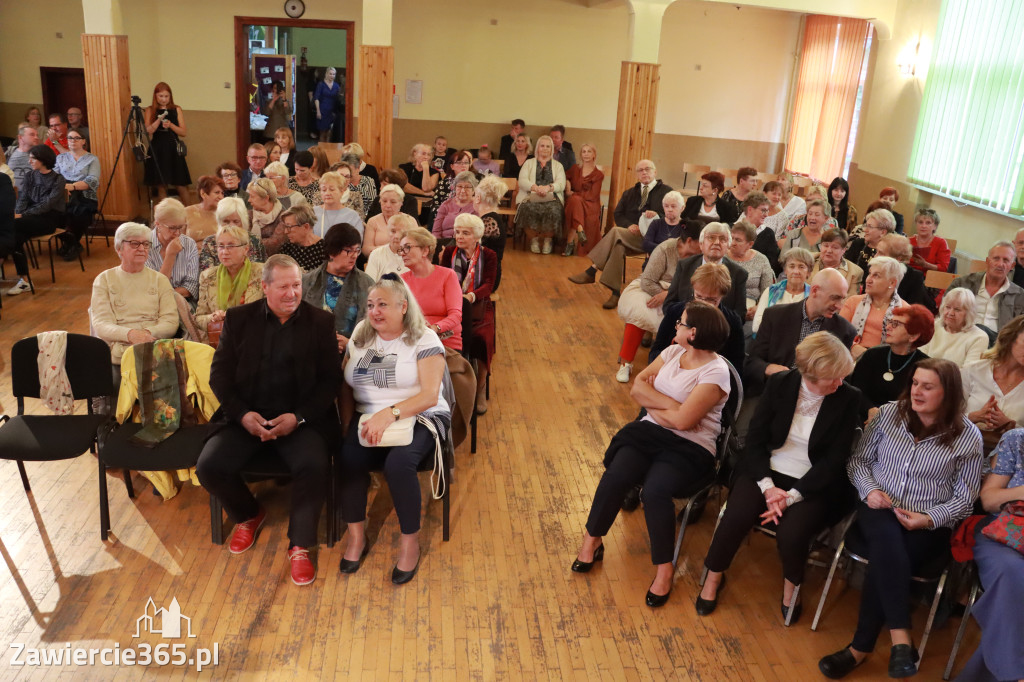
[
  {"x1": 221, "y1": 172, "x2": 239, "y2": 179},
  {"x1": 675, "y1": 320, "x2": 692, "y2": 329},
  {"x1": 886, "y1": 319, "x2": 906, "y2": 329},
  {"x1": 398, "y1": 244, "x2": 417, "y2": 255},
  {"x1": 67, "y1": 136, "x2": 83, "y2": 141},
  {"x1": 281, "y1": 221, "x2": 302, "y2": 231},
  {"x1": 160, "y1": 223, "x2": 186, "y2": 233},
  {"x1": 339, "y1": 247, "x2": 361, "y2": 257},
  {"x1": 454, "y1": 185, "x2": 473, "y2": 191},
  {"x1": 123, "y1": 240, "x2": 150, "y2": 251},
  {"x1": 693, "y1": 293, "x2": 720, "y2": 305},
  {"x1": 215, "y1": 243, "x2": 247, "y2": 251}
]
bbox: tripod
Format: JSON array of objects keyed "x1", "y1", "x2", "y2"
[{"x1": 97, "y1": 95, "x2": 167, "y2": 228}]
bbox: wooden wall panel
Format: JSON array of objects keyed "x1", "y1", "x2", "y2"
[
  {"x1": 608, "y1": 62, "x2": 660, "y2": 227},
  {"x1": 357, "y1": 46, "x2": 394, "y2": 172},
  {"x1": 81, "y1": 34, "x2": 142, "y2": 221}
]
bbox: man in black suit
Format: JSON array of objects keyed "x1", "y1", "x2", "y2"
[
  {"x1": 745, "y1": 268, "x2": 856, "y2": 396},
  {"x1": 196, "y1": 254, "x2": 341, "y2": 586},
  {"x1": 498, "y1": 118, "x2": 525, "y2": 160},
  {"x1": 569, "y1": 160, "x2": 673, "y2": 308}
]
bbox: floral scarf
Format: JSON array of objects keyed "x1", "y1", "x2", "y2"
[
  {"x1": 849, "y1": 291, "x2": 904, "y2": 344},
  {"x1": 130, "y1": 340, "x2": 197, "y2": 446},
  {"x1": 452, "y1": 245, "x2": 483, "y2": 293}
]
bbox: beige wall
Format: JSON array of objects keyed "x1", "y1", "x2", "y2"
[{"x1": 0, "y1": 0, "x2": 85, "y2": 105}]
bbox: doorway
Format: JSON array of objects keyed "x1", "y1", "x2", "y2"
[
  {"x1": 234, "y1": 16, "x2": 354, "y2": 164},
  {"x1": 40, "y1": 67, "x2": 87, "y2": 127}
]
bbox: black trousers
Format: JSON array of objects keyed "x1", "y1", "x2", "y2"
[
  {"x1": 12, "y1": 212, "x2": 62, "y2": 276},
  {"x1": 196, "y1": 422, "x2": 330, "y2": 548},
  {"x1": 585, "y1": 438, "x2": 714, "y2": 565},
  {"x1": 703, "y1": 473, "x2": 831, "y2": 584},
  {"x1": 338, "y1": 420, "x2": 437, "y2": 535},
  {"x1": 850, "y1": 503, "x2": 952, "y2": 652}
]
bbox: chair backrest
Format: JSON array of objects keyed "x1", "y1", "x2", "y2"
[
  {"x1": 500, "y1": 177, "x2": 518, "y2": 207},
  {"x1": 11, "y1": 333, "x2": 114, "y2": 401},
  {"x1": 714, "y1": 356, "x2": 744, "y2": 464},
  {"x1": 925, "y1": 270, "x2": 956, "y2": 290},
  {"x1": 970, "y1": 258, "x2": 986, "y2": 273},
  {"x1": 945, "y1": 238, "x2": 958, "y2": 253}
]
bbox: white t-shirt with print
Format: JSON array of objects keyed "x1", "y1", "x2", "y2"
[{"x1": 345, "y1": 327, "x2": 449, "y2": 416}]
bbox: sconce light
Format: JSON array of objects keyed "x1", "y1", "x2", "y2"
[{"x1": 897, "y1": 39, "x2": 921, "y2": 77}]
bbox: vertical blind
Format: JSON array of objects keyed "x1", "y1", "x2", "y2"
[
  {"x1": 908, "y1": 0, "x2": 1024, "y2": 216},
  {"x1": 785, "y1": 16, "x2": 872, "y2": 182}
]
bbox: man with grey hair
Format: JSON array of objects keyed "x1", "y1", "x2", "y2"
[
  {"x1": 1011, "y1": 227, "x2": 1024, "y2": 288},
  {"x1": 664, "y1": 222, "x2": 748, "y2": 316},
  {"x1": 569, "y1": 160, "x2": 674, "y2": 308},
  {"x1": 948, "y1": 240, "x2": 1024, "y2": 333},
  {"x1": 7, "y1": 123, "x2": 39, "y2": 192},
  {"x1": 67, "y1": 106, "x2": 89, "y2": 144},
  {"x1": 197, "y1": 253, "x2": 341, "y2": 586}
]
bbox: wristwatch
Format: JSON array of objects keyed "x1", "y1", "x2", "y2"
[
  {"x1": 390, "y1": 405, "x2": 401, "y2": 421},
  {"x1": 294, "y1": 413, "x2": 306, "y2": 427}
]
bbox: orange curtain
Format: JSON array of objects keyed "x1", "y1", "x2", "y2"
[{"x1": 785, "y1": 16, "x2": 872, "y2": 182}]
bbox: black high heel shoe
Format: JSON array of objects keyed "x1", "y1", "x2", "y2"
[
  {"x1": 780, "y1": 597, "x2": 802, "y2": 625},
  {"x1": 339, "y1": 545, "x2": 369, "y2": 574},
  {"x1": 571, "y1": 543, "x2": 604, "y2": 573},
  {"x1": 391, "y1": 557, "x2": 420, "y2": 585},
  {"x1": 695, "y1": 573, "x2": 726, "y2": 616},
  {"x1": 645, "y1": 581, "x2": 672, "y2": 608}
]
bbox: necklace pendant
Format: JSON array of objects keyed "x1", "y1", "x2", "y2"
[{"x1": 882, "y1": 371, "x2": 895, "y2": 382}]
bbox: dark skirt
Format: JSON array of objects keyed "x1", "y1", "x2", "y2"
[{"x1": 516, "y1": 200, "x2": 563, "y2": 239}]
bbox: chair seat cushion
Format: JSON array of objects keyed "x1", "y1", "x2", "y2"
[
  {"x1": 100, "y1": 423, "x2": 209, "y2": 470},
  {"x1": 0, "y1": 414, "x2": 109, "y2": 461}
]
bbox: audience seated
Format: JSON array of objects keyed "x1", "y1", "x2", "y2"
[
  {"x1": 194, "y1": 224, "x2": 265, "y2": 334},
  {"x1": 186, "y1": 175, "x2": 226, "y2": 243},
  {"x1": 366, "y1": 213, "x2": 415, "y2": 282},
  {"x1": 273, "y1": 127, "x2": 296, "y2": 175},
  {"x1": 398, "y1": 144, "x2": 441, "y2": 211},
  {"x1": 198, "y1": 197, "x2": 267, "y2": 271},
  {"x1": 67, "y1": 106, "x2": 88, "y2": 145},
  {"x1": 760, "y1": 181, "x2": 792, "y2": 240},
  {"x1": 753, "y1": 248, "x2": 814, "y2": 334},
  {"x1": 572, "y1": 300, "x2": 731, "y2": 608},
  {"x1": 699, "y1": 332, "x2": 860, "y2": 623},
  {"x1": 499, "y1": 118, "x2": 525, "y2": 159},
  {"x1": 550, "y1": 125, "x2": 575, "y2": 171},
  {"x1": 745, "y1": 269, "x2": 855, "y2": 396},
  {"x1": 878, "y1": 186, "x2": 904, "y2": 234},
  {"x1": 918, "y1": 288, "x2": 989, "y2": 365},
  {"x1": 783, "y1": 184, "x2": 839, "y2": 236},
  {"x1": 279, "y1": 205, "x2": 327, "y2": 272},
  {"x1": 874, "y1": 233, "x2": 937, "y2": 313},
  {"x1": 247, "y1": 177, "x2": 287, "y2": 256},
  {"x1": 430, "y1": 136, "x2": 448, "y2": 172},
  {"x1": 777, "y1": 172, "x2": 806, "y2": 219},
  {"x1": 366, "y1": 168, "x2": 417, "y2": 219},
  {"x1": 7, "y1": 145, "x2": 65, "y2": 295},
  {"x1": 780, "y1": 198, "x2": 829, "y2": 253},
  {"x1": 147, "y1": 198, "x2": 200, "y2": 308},
  {"x1": 473, "y1": 144, "x2": 499, "y2": 177},
  {"x1": 301, "y1": 222, "x2": 373, "y2": 351},
  {"x1": 239, "y1": 143, "x2": 267, "y2": 190},
  {"x1": 515, "y1": 135, "x2": 565, "y2": 255},
  {"x1": 847, "y1": 208, "x2": 895, "y2": 273},
  {"x1": 957, "y1": 427, "x2": 1024, "y2": 682},
  {"x1": 728, "y1": 220, "x2": 773, "y2": 326},
  {"x1": 719, "y1": 167, "x2": 756, "y2": 219},
  {"x1": 908, "y1": 208, "x2": 949, "y2": 273},
  {"x1": 196, "y1": 254, "x2": 340, "y2": 587},
  {"x1": 7, "y1": 124, "x2": 39, "y2": 192},
  {"x1": 811, "y1": 228, "x2": 863, "y2": 293},
  {"x1": 314, "y1": 171, "x2": 363, "y2": 240},
  {"x1": 562, "y1": 143, "x2": 604, "y2": 256},
  {"x1": 962, "y1": 315, "x2": 1024, "y2": 443},
  {"x1": 22, "y1": 106, "x2": 48, "y2": 143},
  {"x1": 664, "y1": 222, "x2": 747, "y2": 316},
  {"x1": 840, "y1": 255, "x2": 906, "y2": 359},
  {"x1": 683, "y1": 172, "x2": 738, "y2": 225},
  {"x1": 328, "y1": 162, "x2": 367, "y2": 221},
  {"x1": 473, "y1": 175, "x2": 509, "y2": 290},
  {"x1": 849, "y1": 304, "x2": 934, "y2": 415},
  {"x1": 1012, "y1": 227, "x2": 1024, "y2": 289},
  {"x1": 827, "y1": 177, "x2": 856, "y2": 233},
  {"x1": 216, "y1": 162, "x2": 244, "y2": 199},
  {"x1": 265, "y1": 161, "x2": 307, "y2": 212},
  {"x1": 740, "y1": 192, "x2": 782, "y2": 275},
  {"x1": 948, "y1": 241, "x2": 1024, "y2": 333},
  {"x1": 440, "y1": 214, "x2": 498, "y2": 412},
  {"x1": 400, "y1": 227, "x2": 463, "y2": 352},
  {"x1": 819, "y1": 359, "x2": 982, "y2": 679},
  {"x1": 501, "y1": 133, "x2": 533, "y2": 181},
  {"x1": 309, "y1": 146, "x2": 331, "y2": 181},
  {"x1": 363, "y1": 183, "x2": 407, "y2": 257},
  {"x1": 44, "y1": 112, "x2": 69, "y2": 156},
  {"x1": 54, "y1": 128, "x2": 98, "y2": 258},
  {"x1": 289, "y1": 151, "x2": 322, "y2": 206},
  {"x1": 433, "y1": 170, "x2": 478, "y2": 248},
  {"x1": 342, "y1": 152, "x2": 377, "y2": 217},
  {"x1": 568, "y1": 161, "x2": 673, "y2": 307},
  {"x1": 642, "y1": 191, "x2": 686, "y2": 254},
  {"x1": 342, "y1": 142, "x2": 379, "y2": 191}
]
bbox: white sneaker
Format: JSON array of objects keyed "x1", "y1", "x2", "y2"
[
  {"x1": 6, "y1": 279, "x2": 30, "y2": 295},
  {"x1": 542, "y1": 238, "x2": 553, "y2": 254},
  {"x1": 530, "y1": 238, "x2": 540, "y2": 253},
  {"x1": 616, "y1": 363, "x2": 632, "y2": 383}
]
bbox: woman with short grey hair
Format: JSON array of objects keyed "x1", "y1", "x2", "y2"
[
  {"x1": 341, "y1": 152, "x2": 377, "y2": 216},
  {"x1": 839, "y1": 255, "x2": 906, "y2": 358},
  {"x1": 918, "y1": 288, "x2": 989, "y2": 365},
  {"x1": 432, "y1": 170, "x2": 479, "y2": 247}
]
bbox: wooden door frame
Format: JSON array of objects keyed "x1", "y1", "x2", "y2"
[
  {"x1": 40, "y1": 66, "x2": 86, "y2": 121},
  {"x1": 234, "y1": 16, "x2": 355, "y2": 164}
]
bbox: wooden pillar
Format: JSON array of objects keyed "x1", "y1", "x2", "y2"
[
  {"x1": 357, "y1": 46, "x2": 393, "y2": 172},
  {"x1": 608, "y1": 62, "x2": 660, "y2": 228},
  {"x1": 82, "y1": 34, "x2": 142, "y2": 222}
]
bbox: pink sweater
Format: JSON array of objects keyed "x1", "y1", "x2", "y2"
[{"x1": 402, "y1": 266, "x2": 463, "y2": 350}]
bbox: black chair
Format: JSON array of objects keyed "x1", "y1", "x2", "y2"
[
  {"x1": 0, "y1": 334, "x2": 113, "y2": 497},
  {"x1": 26, "y1": 227, "x2": 85, "y2": 284}
]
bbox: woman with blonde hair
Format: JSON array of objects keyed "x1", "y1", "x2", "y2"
[
  {"x1": 198, "y1": 197, "x2": 267, "y2": 271},
  {"x1": 246, "y1": 177, "x2": 287, "y2": 255},
  {"x1": 399, "y1": 143, "x2": 440, "y2": 202},
  {"x1": 563, "y1": 143, "x2": 604, "y2": 256},
  {"x1": 264, "y1": 161, "x2": 306, "y2": 211},
  {"x1": 516, "y1": 134, "x2": 566, "y2": 254},
  {"x1": 314, "y1": 171, "x2": 364, "y2": 240},
  {"x1": 366, "y1": 213, "x2": 415, "y2": 281},
  {"x1": 501, "y1": 133, "x2": 533, "y2": 180},
  {"x1": 273, "y1": 127, "x2": 296, "y2": 175},
  {"x1": 194, "y1": 223, "x2": 264, "y2": 333},
  {"x1": 309, "y1": 146, "x2": 331, "y2": 179},
  {"x1": 474, "y1": 174, "x2": 509, "y2": 289},
  {"x1": 400, "y1": 226, "x2": 463, "y2": 352},
  {"x1": 962, "y1": 314, "x2": 1024, "y2": 440},
  {"x1": 363, "y1": 183, "x2": 407, "y2": 257}
]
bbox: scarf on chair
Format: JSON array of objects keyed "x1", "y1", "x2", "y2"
[
  {"x1": 36, "y1": 331, "x2": 73, "y2": 415},
  {"x1": 452, "y1": 244, "x2": 483, "y2": 294},
  {"x1": 130, "y1": 339, "x2": 197, "y2": 446},
  {"x1": 766, "y1": 279, "x2": 810, "y2": 308},
  {"x1": 216, "y1": 259, "x2": 252, "y2": 310},
  {"x1": 250, "y1": 201, "x2": 282, "y2": 235},
  {"x1": 848, "y1": 292, "x2": 904, "y2": 344}
]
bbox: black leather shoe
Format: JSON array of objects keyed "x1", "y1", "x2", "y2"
[
  {"x1": 339, "y1": 545, "x2": 369, "y2": 574},
  {"x1": 391, "y1": 558, "x2": 420, "y2": 585},
  {"x1": 781, "y1": 597, "x2": 802, "y2": 625},
  {"x1": 645, "y1": 584, "x2": 671, "y2": 608},
  {"x1": 571, "y1": 543, "x2": 604, "y2": 573},
  {"x1": 887, "y1": 644, "x2": 919, "y2": 678},
  {"x1": 819, "y1": 648, "x2": 862, "y2": 679},
  {"x1": 621, "y1": 485, "x2": 641, "y2": 511},
  {"x1": 695, "y1": 573, "x2": 726, "y2": 616}
]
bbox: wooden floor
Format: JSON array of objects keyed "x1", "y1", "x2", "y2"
[{"x1": 0, "y1": 243, "x2": 978, "y2": 680}]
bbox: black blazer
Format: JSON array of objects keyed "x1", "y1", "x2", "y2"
[
  {"x1": 745, "y1": 300, "x2": 857, "y2": 395},
  {"x1": 898, "y1": 267, "x2": 937, "y2": 313},
  {"x1": 740, "y1": 369, "x2": 862, "y2": 498},
  {"x1": 681, "y1": 194, "x2": 739, "y2": 226},
  {"x1": 664, "y1": 253, "x2": 748, "y2": 318},
  {"x1": 613, "y1": 180, "x2": 674, "y2": 228},
  {"x1": 753, "y1": 227, "x2": 782, "y2": 276},
  {"x1": 209, "y1": 300, "x2": 341, "y2": 442}
]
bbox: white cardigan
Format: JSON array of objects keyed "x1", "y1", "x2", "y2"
[{"x1": 516, "y1": 157, "x2": 566, "y2": 205}]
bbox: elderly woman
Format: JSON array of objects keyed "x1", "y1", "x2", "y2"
[
  {"x1": 474, "y1": 175, "x2": 508, "y2": 288},
  {"x1": 760, "y1": 181, "x2": 791, "y2": 240},
  {"x1": 433, "y1": 170, "x2": 478, "y2": 247},
  {"x1": 429, "y1": 149, "x2": 473, "y2": 223},
  {"x1": 563, "y1": 143, "x2": 604, "y2": 256},
  {"x1": 956, "y1": 428, "x2": 1024, "y2": 682},
  {"x1": 516, "y1": 134, "x2": 565, "y2": 255},
  {"x1": 186, "y1": 175, "x2": 226, "y2": 242},
  {"x1": 198, "y1": 197, "x2": 267, "y2": 271},
  {"x1": 699, "y1": 332, "x2": 860, "y2": 623},
  {"x1": 216, "y1": 162, "x2": 243, "y2": 198},
  {"x1": 246, "y1": 177, "x2": 287, "y2": 256},
  {"x1": 279, "y1": 204, "x2": 327, "y2": 272},
  {"x1": 778, "y1": 172, "x2": 806, "y2": 218},
  {"x1": 302, "y1": 222, "x2": 373, "y2": 354},
  {"x1": 398, "y1": 143, "x2": 440, "y2": 202},
  {"x1": 850, "y1": 304, "x2": 934, "y2": 414},
  {"x1": 811, "y1": 228, "x2": 863, "y2": 293},
  {"x1": 337, "y1": 274, "x2": 450, "y2": 584},
  {"x1": 501, "y1": 133, "x2": 533, "y2": 180},
  {"x1": 918, "y1": 288, "x2": 988, "y2": 365},
  {"x1": 642, "y1": 191, "x2": 686, "y2": 254},
  {"x1": 341, "y1": 142, "x2": 379, "y2": 191},
  {"x1": 783, "y1": 185, "x2": 839, "y2": 236},
  {"x1": 440, "y1": 214, "x2": 498, "y2": 412},
  {"x1": 340, "y1": 152, "x2": 377, "y2": 216},
  {"x1": 573, "y1": 301, "x2": 732, "y2": 607},
  {"x1": 314, "y1": 171, "x2": 363, "y2": 239},
  {"x1": 54, "y1": 128, "x2": 99, "y2": 258},
  {"x1": 848, "y1": 208, "x2": 896, "y2": 273},
  {"x1": 329, "y1": 162, "x2": 368, "y2": 221},
  {"x1": 780, "y1": 198, "x2": 829, "y2": 252},
  {"x1": 400, "y1": 227, "x2": 463, "y2": 352},
  {"x1": 874, "y1": 232, "x2": 936, "y2": 312},
  {"x1": 264, "y1": 161, "x2": 306, "y2": 212},
  {"x1": 7, "y1": 144, "x2": 65, "y2": 295},
  {"x1": 828, "y1": 177, "x2": 857, "y2": 233},
  {"x1": 91, "y1": 222, "x2": 179, "y2": 377},
  {"x1": 367, "y1": 169, "x2": 418, "y2": 218},
  {"x1": 363, "y1": 183, "x2": 406, "y2": 257},
  {"x1": 683, "y1": 172, "x2": 738, "y2": 224},
  {"x1": 840, "y1": 256, "x2": 906, "y2": 359},
  {"x1": 908, "y1": 208, "x2": 950, "y2": 273},
  {"x1": 819, "y1": 359, "x2": 982, "y2": 680},
  {"x1": 752, "y1": 248, "x2": 815, "y2": 334},
  {"x1": 962, "y1": 315, "x2": 1024, "y2": 441},
  {"x1": 288, "y1": 151, "x2": 321, "y2": 206},
  {"x1": 729, "y1": 221, "x2": 773, "y2": 322},
  {"x1": 194, "y1": 224, "x2": 264, "y2": 333},
  {"x1": 367, "y1": 213, "x2": 416, "y2": 282},
  {"x1": 146, "y1": 198, "x2": 199, "y2": 306}
]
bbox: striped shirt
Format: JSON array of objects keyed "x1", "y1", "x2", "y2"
[
  {"x1": 847, "y1": 402, "x2": 983, "y2": 529},
  {"x1": 146, "y1": 232, "x2": 200, "y2": 301}
]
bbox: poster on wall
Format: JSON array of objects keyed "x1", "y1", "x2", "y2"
[{"x1": 405, "y1": 80, "x2": 423, "y2": 104}]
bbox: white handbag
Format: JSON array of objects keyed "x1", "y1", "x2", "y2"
[{"x1": 357, "y1": 413, "x2": 415, "y2": 447}]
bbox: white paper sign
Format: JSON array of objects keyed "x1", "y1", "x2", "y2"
[
  {"x1": 405, "y1": 79, "x2": 422, "y2": 104},
  {"x1": 259, "y1": 67, "x2": 270, "y2": 74}
]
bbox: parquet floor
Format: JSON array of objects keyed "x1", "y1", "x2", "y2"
[{"x1": 0, "y1": 241, "x2": 977, "y2": 680}]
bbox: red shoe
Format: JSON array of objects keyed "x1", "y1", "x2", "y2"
[
  {"x1": 228, "y1": 508, "x2": 266, "y2": 554},
  {"x1": 288, "y1": 546, "x2": 316, "y2": 585}
]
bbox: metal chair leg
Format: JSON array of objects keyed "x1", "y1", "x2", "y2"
[
  {"x1": 99, "y1": 458, "x2": 110, "y2": 541},
  {"x1": 944, "y1": 573, "x2": 980, "y2": 680},
  {"x1": 812, "y1": 539, "x2": 847, "y2": 631},
  {"x1": 442, "y1": 484, "x2": 450, "y2": 541},
  {"x1": 918, "y1": 568, "x2": 949, "y2": 664},
  {"x1": 785, "y1": 583, "x2": 801, "y2": 627}
]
